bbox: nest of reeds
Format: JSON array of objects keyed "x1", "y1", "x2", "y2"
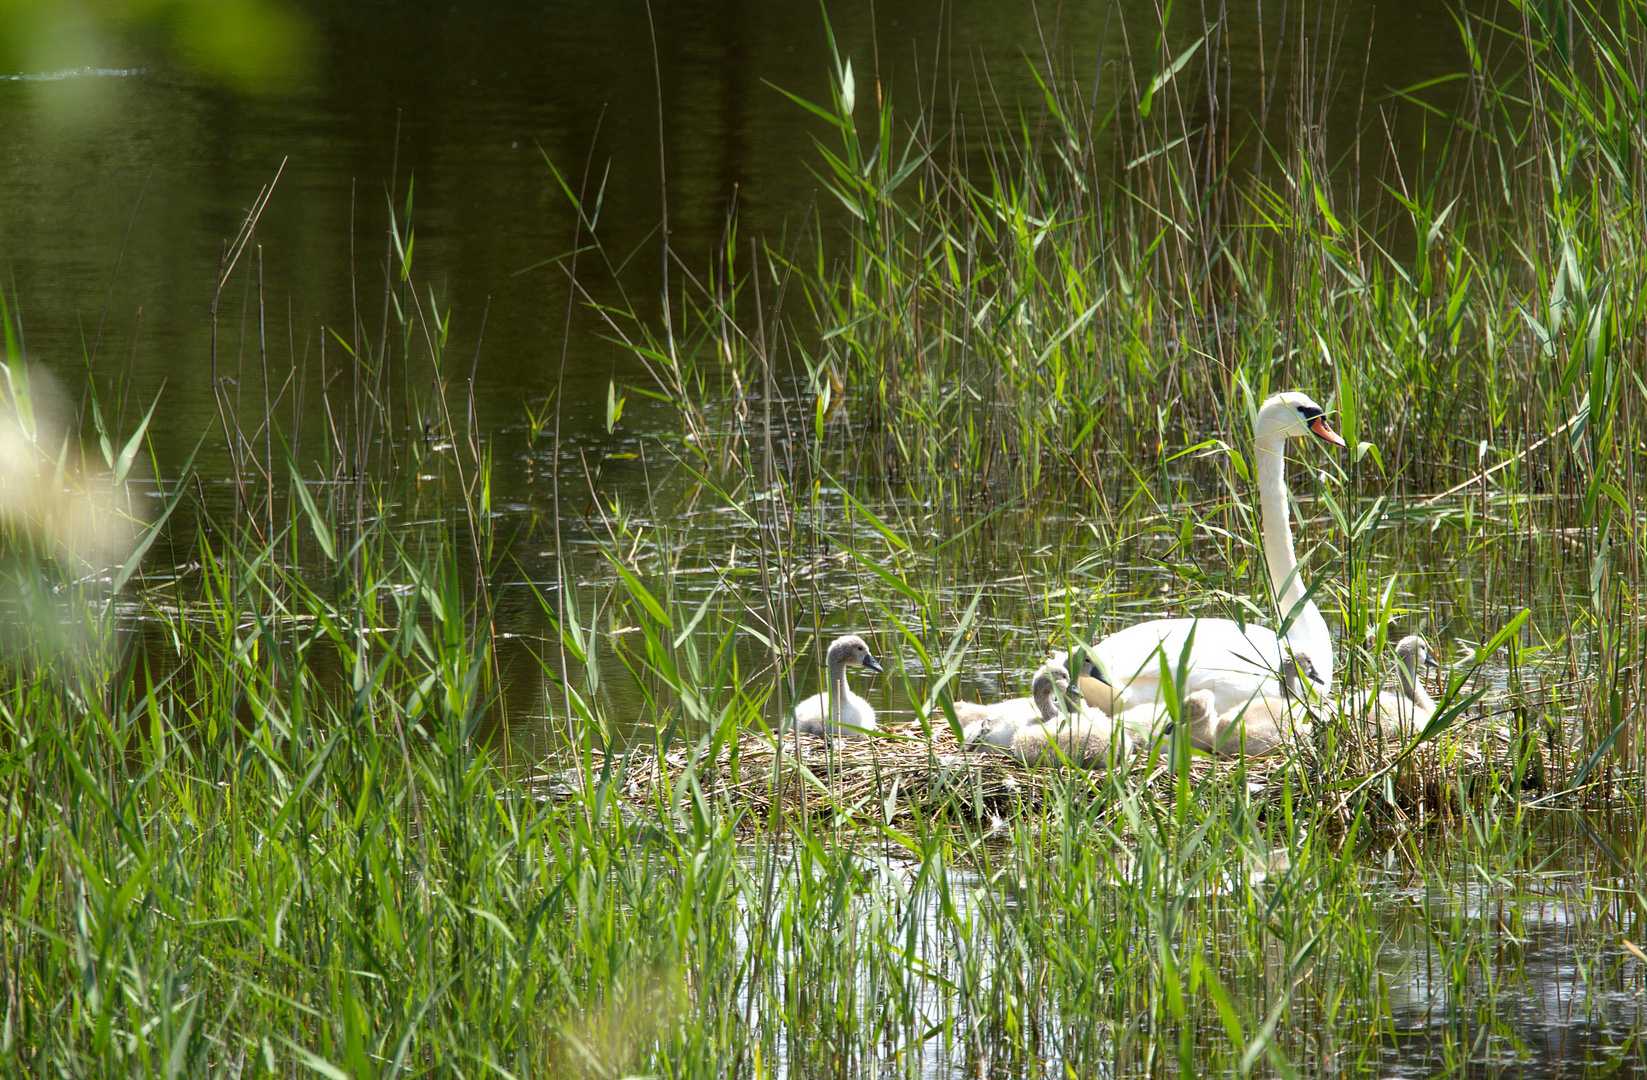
[
  {"x1": 596, "y1": 725, "x2": 1094, "y2": 824},
  {"x1": 587, "y1": 686, "x2": 1577, "y2": 829}
]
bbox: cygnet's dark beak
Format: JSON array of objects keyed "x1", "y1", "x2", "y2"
[
  {"x1": 1061, "y1": 684, "x2": 1084, "y2": 706},
  {"x1": 861, "y1": 654, "x2": 884, "y2": 673},
  {"x1": 1072, "y1": 650, "x2": 1110, "y2": 686},
  {"x1": 1162, "y1": 720, "x2": 1177, "y2": 735},
  {"x1": 1424, "y1": 654, "x2": 1439, "y2": 669},
  {"x1": 1284, "y1": 657, "x2": 1323, "y2": 687},
  {"x1": 1307, "y1": 416, "x2": 1347, "y2": 448}
]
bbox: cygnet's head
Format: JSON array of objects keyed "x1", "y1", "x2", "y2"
[
  {"x1": 1057, "y1": 646, "x2": 1111, "y2": 688},
  {"x1": 826, "y1": 634, "x2": 884, "y2": 672},
  {"x1": 1280, "y1": 647, "x2": 1327, "y2": 699},
  {"x1": 1257, "y1": 391, "x2": 1347, "y2": 448},
  {"x1": 1184, "y1": 689, "x2": 1218, "y2": 726},
  {"x1": 1031, "y1": 660, "x2": 1084, "y2": 715},
  {"x1": 1394, "y1": 634, "x2": 1438, "y2": 675}
]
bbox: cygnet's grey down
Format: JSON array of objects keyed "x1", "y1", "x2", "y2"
[
  {"x1": 953, "y1": 690, "x2": 1042, "y2": 747},
  {"x1": 788, "y1": 634, "x2": 884, "y2": 737},
  {"x1": 958, "y1": 649, "x2": 1115, "y2": 747},
  {"x1": 1069, "y1": 644, "x2": 1269, "y2": 751},
  {"x1": 1356, "y1": 634, "x2": 1439, "y2": 741},
  {"x1": 1172, "y1": 648, "x2": 1323, "y2": 758},
  {"x1": 1005, "y1": 661, "x2": 1133, "y2": 769}
]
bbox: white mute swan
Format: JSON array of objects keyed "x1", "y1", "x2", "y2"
[
  {"x1": 1355, "y1": 634, "x2": 1438, "y2": 740},
  {"x1": 957, "y1": 653, "x2": 1114, "y2": 747},
  {"x1": 1072, "y1": 643, "x2": 1321, "y2": 752},
  {"x1": 1084, "y1": 392, "x2": 1345, "y2": 715},
  {"x1": 1006, "y1": 661, "x2": 1133, "y2": 769},
  {"x1": 789, "y1": 635, "x2": 884, "y2": 736}
]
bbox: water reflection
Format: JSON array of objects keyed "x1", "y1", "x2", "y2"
[
  {"x1": 712, "y1": 814, "x2": 1645, "y2": 1078},
  {"x1": 1373, "y1": 820, "x2": 1647, "y2": 1077},
  {"x1": 0, "y1": 0, "x2": 312, "y2": 91}
]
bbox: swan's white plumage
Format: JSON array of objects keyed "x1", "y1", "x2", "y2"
[
  {"x1": 1085, "y1": 392, "x2": 1343, "y2": 714},
  {"x1": 1092, "y1": 618, "x2": 1291, "y2": 716}
]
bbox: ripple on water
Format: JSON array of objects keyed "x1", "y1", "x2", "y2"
[{"x1": 2, "y1": 67, "x2": 151, "y2": 82}]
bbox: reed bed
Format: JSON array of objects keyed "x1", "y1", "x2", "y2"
[
  {"x1": 5, "y1": 1, "x2": 1647, "y2": 1076},
  {"x1": 573, "y1": 0, "x2": 1647, "y2": 815}
]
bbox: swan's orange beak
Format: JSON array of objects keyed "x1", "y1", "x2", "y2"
[{"x1": 1308, "y1": 416, "x2": 1347, "y2": 447}]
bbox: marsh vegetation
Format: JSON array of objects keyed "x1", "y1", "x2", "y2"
[{"x1": 3, "y1": 2, "x2": 1647, "y2": 1076}]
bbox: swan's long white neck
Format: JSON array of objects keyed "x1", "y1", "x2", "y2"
[
  {"x1": 1256, "y1": 423, "x2": 1334, "y2": 690},
  {"x1": 1256, "y1": 428, "x2": 1303, "y2": 620}
]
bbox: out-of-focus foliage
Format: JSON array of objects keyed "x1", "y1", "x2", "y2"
[{"x1": 0, "y1": 0, "x2": 313, "y2": 92}]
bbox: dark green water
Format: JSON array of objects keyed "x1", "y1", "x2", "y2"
[
  {"x1": 1, "y1": 0, "x2": 1467, "y2": 471},
  {"x1": 1, "y1": 0, "x2": 1497, "y2": 729}
]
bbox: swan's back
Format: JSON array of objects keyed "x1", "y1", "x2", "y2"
[{"x1": 1092, "y1": 618, "x2": 1287, "y2": 714}]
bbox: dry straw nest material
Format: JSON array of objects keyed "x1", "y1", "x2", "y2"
[
  {"x1": 592, "y1": 725, "x2": 1262, "y2": 826},
  {"x1": 579, "y1": 688, "x2": 1577, "y2": 828},
  {"x1": 597, "y1": 725, "x2": 1070, "y2": 824}
]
